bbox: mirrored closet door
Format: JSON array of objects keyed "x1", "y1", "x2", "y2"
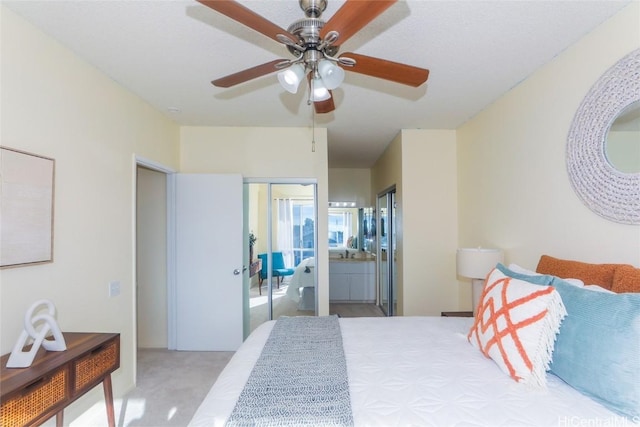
[
  {"x1": 245, "y1": 181, "x2": 317, "y2": 334},
  {"x1": 377, "y1": 188, "x2": 396, "y2": 316}
]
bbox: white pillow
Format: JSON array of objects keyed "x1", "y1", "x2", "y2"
[
  {"x1": 508, "y1": 263, "x2": 584, "y2": 287},
  {"x1": 468, "y1": 267, "x2": 567, "y2": 388},
  {"x1": 508, "y1": 263, "x2": 539, "y2": 276}
]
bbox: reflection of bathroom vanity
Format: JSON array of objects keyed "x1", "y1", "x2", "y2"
[
  {"x1": 329, "y1": 258, "x2": 375, "y2": 303},
  {"x1": 327, "y1": 204, "x2": 377, "y2": 303}
]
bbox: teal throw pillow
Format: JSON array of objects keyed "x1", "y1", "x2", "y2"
[
  {"x1": 547, "y1": 277, "x2": 640, "y2": 420},
  {"x1": 496, "y1": 263, "x2": 640, "y2": 420}
]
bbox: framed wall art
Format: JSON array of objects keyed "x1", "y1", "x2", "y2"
[{"x1": 1, "y1": 147, "x2": 55, "y2": 268}]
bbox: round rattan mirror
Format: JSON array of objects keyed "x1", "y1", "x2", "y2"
[
  {"x1": 605, "y1": 101, "x2": 640, "y2": 174},
  {"x1": 566, "y1": 49, "x2": 640, "y2": 225}
]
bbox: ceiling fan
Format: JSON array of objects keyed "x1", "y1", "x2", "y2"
[{"x1": 197, "y1": 0, "x2": 430, "y2": 114}]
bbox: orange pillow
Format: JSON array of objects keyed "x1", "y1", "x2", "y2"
[
  {"x1": 535, "y1": 255, "x2": 617, "y2": 290},
  {"x1": 612, "y1": 264, "x2": 640, "y2": 293}
]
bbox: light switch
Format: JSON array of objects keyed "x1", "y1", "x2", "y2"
[{"x1": 109, "y1": 281, "x2": 121, "y2": 297}]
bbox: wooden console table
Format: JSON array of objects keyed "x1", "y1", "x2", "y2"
[
  {"x1": 0, "y1": 332, "x2": 120, "y2": 427},
  {"x1": 249, "y1": 259, "x2": 262, "y2": 278}
]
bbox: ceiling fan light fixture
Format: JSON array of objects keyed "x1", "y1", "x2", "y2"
[
  {"x1": 277, "y1": 64, "x2": 306, "y2": 94},
  {"x1": 311, "y1": 77, "x2": 331, "y2": 101},
  {"x1": 318, "y1": 59, "x2": 344, "y2": 90}
]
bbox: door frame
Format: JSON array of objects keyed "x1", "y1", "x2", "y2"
[{"x1": 133, "y1": 155, "x2": 176, "y2": 351}]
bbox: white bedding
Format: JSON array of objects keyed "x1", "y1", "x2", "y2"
[
  {"x1": 189, "y1": 316, "x2": 629, "y2": 427},
  {"x1": 286, "y1": 257, "x2": 315, "y2": 309}
]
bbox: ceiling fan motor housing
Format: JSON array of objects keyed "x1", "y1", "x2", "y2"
[
  {"x1": 299, "y1": 0, "x2": 327, "y2": 18},
  {"x1": 286, "y1": 18, "x2": 339, "y2": 60}
]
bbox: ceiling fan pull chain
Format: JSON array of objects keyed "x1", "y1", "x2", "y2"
[{"x1": 311, "y1": 79, "x2": 316, "y2": 153}]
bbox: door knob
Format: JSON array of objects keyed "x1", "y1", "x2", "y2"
[{"x1": 234, "y1": 266, "x2": 248, "y2": 275}]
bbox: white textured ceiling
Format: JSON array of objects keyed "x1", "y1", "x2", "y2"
[{"x1": 3, "y1": 0, "x2": 631, "y2": 167}]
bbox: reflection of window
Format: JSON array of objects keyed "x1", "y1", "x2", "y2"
[
  {"x1": 328, "y1": 211, "x2": 352, "y2": 247},
  {"x1": 292, "y1": 201, "x2": 315, "y2": 265}
]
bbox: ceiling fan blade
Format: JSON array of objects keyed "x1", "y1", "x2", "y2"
[
  {"x1": 340, "y1": 52, "x2": 429, "y2": 87},
  {"x1": 315, "y1": 92, "x2": 335, "y2": 114},
  {"x1": 212, "y1": 59, "x2": 284, "y2": 88},
  {"x1": 197, "y1": 0, "x2": 298, "y2": 44},
  {"x1": 320, "y1": 0, "x2": 396, "y2": 45}
]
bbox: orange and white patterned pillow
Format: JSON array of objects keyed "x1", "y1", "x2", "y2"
[{"x1": 468, "y1": 268, "x2": 567, "y2": 388}]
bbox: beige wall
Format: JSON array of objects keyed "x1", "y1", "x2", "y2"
[
  {"x1": 253, "y1": 183, "x2": 270, "y2": 255},
  {"x1": 179, "y1": 126, "x2": 330, "y2": 315},
  {"x1": 0, "y1": 5, "x2": 180, "y2": 422},
  {"x1": 457, "y1": 2, "x2": 640, "y2": 310},
  {"x1": 401, "y1": 130, "x2": 459, "y2": 315},
  {"x1": 371, "y1": 133, "x2": 403, "y2": 205},
  {"x1": 248, "y1": 183, "x2": 261, "y2": 241},
  {"x1": 371, "y1": 130, "x2": 459, "y2": 316},
  {"x1": 328, "y1": 168, "x2": 372, "y2": 206}
]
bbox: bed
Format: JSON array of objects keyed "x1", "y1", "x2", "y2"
[
  {"x1": 285, "y1": 257, "x2": 316, "y2": 310},
  {"x1": 190, "y1": 256, "x2": 640, "y2": 426}
]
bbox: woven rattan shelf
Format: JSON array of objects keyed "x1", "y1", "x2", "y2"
[{"x1": 1, "y1": 332, "x2": 119, "y2": 427}]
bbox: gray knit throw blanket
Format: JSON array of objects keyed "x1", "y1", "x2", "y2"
[{"x1": 226, "y1": 315, "x2": 354, "y2": 427}]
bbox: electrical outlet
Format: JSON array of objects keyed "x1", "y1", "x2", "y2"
[{"x1": 109, "y1": 281, "x2": 121, "y2": 298}]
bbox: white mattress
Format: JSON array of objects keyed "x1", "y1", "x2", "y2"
[{"x1": 189, "y1": 316, "x2": 628, "y2": 427}]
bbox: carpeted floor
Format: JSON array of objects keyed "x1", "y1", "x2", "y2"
[
  {"x1": 69, "y1": 292, "x2": 382, "y2": 426},
  {"x1": 69, "y1": 349, "x2": 233, "y2": 427}
]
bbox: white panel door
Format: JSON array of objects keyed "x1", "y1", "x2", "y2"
[{"x1": 176, "y1": 173, "x2": 243, "y2": 351}]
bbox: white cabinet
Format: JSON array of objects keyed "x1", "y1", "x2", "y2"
[
  {"x1": 329, "y1": 260, "x2": 375, "y2": 303},
  {"x1": 329, "y1": 272, "x2": 351, "y2": 300}
]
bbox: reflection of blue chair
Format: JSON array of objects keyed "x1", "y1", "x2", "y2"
[{"x1": 257, "y1": 252, "x2": 295, "y2": 295}]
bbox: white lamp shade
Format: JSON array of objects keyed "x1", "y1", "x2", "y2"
[
  {"x1": 311, "y1": 78, "x2": 331, "y2": 101},
  {"x1": 277, "y1": 64, "x2": 306, "y2": 94},
  {"x1": 456, "y1": 248, "x2": 503, "y2": 279},
  {"x1": 318, "y1": 59, "x2": 345, "y2": 90}
]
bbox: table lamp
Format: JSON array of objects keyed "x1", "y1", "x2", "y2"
[{"x1": 456, "y1": 248, "x2": 504, "y2": 315}]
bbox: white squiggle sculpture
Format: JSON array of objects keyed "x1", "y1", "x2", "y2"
[{"x1": 6, "y1": 299, "x2": 67, "y2": 368}]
